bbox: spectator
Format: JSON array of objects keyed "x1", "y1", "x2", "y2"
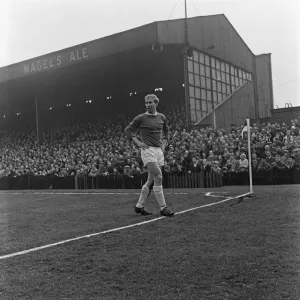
[
  {"x1": 202, "y1": 159, "x2": 211, "y2": 172},
  {"x1": 265, "y1": 151, "x2": 275, "y2": 165},
  {"x1": 292, "y1": 148, "x2": 300, "y2": 166},
  {"x1": 284, "y1": 130, "x2": 294, "y2": 143},
  {"x1": 281, "y1": 150, "x2": 290, "y2": 165},
  {"x1": 181, "y1": 150, "x2": 192, "y2": 172},
  {"x1": 225, "y1": 154, "x2": 237, "y2": 173},
  {"x1": 252, "y1": 158, "x2": 259, "y2": 172},
  {"x1": 257, "y1": 158, "x2": 271, "y2": 171},
  {"x1": 286, "y1": 158, "x2": 296, "y2": 170},
  {"x1": 237, "y1": 153, "x2": 249, "y2": 173},
  {"x1": 211, "y1": 161, "x2": 222, "y2": 174},
  {"x1": 272, "y1": 154, "x2": 287, "y2": 171},
  {"x1": 188, "y1": 157, "x2": 202, "y2": 173}
]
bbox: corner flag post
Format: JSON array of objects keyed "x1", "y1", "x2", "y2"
[{"x1": 246, "y1": 119, "x2": 253, "y2": 193}]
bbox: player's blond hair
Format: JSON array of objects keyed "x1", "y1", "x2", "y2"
[{"x1": 145, "y1": 94, "x2": 159, "y2": 105}]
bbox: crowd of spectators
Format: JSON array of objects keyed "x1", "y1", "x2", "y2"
[{"x1": 0, "y1": 103, "x2": 300, "y2": 180}]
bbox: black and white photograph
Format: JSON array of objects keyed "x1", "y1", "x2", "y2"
[{"x1": 0, "y1": 0, "x2": 299, "y2": 299}]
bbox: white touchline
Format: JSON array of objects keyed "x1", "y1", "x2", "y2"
[
  {"x1": 205, "y1": 192, "x2": 229, "y2": 198},
  {"x1": 0, "y1": 192, "x2": 188, "y2": 196},
  {"x1": 0, "y1": 192, "x2": 252, "y2": 261}
]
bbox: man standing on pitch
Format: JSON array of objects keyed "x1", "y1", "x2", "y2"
[{"x1": 125, "y1": 94, "x2": 174, "y2": 217}]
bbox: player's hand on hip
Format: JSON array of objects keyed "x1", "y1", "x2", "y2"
[{"x1": 138, "y1": 141, "x2": 149, "y2": 150}]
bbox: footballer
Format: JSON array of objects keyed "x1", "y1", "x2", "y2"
[{"x1": 125, "y1": 94, "x2": 174, "y2": 217}]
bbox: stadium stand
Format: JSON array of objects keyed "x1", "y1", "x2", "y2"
[{"x1": 0, "y1": 105, "x2": 299, "y2": 187}]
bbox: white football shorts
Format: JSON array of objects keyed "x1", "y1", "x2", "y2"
[{"x1": 141, "y1": 146, "x2": 164, "y2": 167}]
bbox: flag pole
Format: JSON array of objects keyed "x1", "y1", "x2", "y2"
[
  {"x1": 35, "y1": 96, "x2": 39, "y2": 145},
  {"x1": 246, "y1": 119, "x2": 253, "y2": 193}
]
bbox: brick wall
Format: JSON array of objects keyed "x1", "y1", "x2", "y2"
[{"x1": 270, "y1": 106, "x2": 300, "y2": 124}]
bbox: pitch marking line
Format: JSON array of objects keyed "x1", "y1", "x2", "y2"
[
  {"x1": 0, "y1": 192, "x2": 188, "y2": 195},
  {"x1": 0, "y1": 192, "x2": 252, "y2": 261},
  {"x1": 205, "y1": 192, "x2": 230, "y2": 198}
]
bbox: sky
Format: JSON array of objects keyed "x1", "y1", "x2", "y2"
[{"x1": 0, "y1": 0, "x2": 299, "y2": 108}]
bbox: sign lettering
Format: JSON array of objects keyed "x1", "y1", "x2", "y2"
[{"x1": 23, "y1": 47, "x2": 88, "y2": 75}]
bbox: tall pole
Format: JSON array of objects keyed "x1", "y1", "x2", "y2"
[
  {"x1": 35, "y1": 96, "x2": 39, "y2": 145},
  {"x1": 184, "y1": 0, "x2": 188, "y2": 46},
  {"x1": 183, "y1": 0, "x2": 190, "y2": 129},
  {"x1": 246, "y1": 119, "x2": 253, "y2": 194}
]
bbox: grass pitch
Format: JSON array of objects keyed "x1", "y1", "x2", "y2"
[{"x1": 0, "y1": 186, "x2": 299, "y2": 300}]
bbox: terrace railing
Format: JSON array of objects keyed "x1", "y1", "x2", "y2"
[
  {"x1": 0, "y1": 168, "x2": 299, "y2": 190},
  {"x1": 0, "y1": 171, "x2": 222, "y2": 190},
  {"x1": 222, "y1": 168, "x2": 300, "y2": 185}
]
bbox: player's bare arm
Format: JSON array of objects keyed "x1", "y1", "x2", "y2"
[{"x1": 124, "y1": 115, "x2": 148, "y2": 150}]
